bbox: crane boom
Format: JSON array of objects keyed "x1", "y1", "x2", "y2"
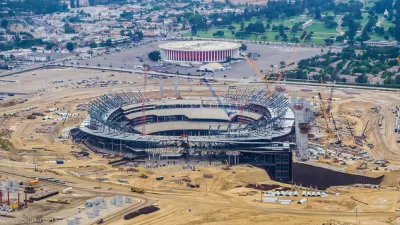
[
  {"x1": 202, "y1": 78, "x2": 233, "y2": 117},
  {"x1": 58, "y1": 110, "x2": 70, "y2": 138},
  {"x1": 331, "y1": 112, "x2": 341, "y2": 144},
  {"x1": 318, "y1": 92, "x2": 331, "y2": 158},
  {"x1": 243, "y1": 55, "x2": 271, "y2": 95},
  {"x1": 275, "y1": 33, "x2": 308, "y2": 82}
]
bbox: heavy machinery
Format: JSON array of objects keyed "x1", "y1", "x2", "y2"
[
  {"x1": 25, "y1": 186, "x2": 35, "y2": 193},
  {"x1": 357, "y1": 162, "x2": 368, "y2": 170},
  {"x1": 326, "y1": 82, "x2": 335, "y2": 117},
  {"x1": 57, "y1": 110, "x2": 70, "y2": 138},
  {"x1": 362, "y1": 120, "x2": 369, "y2": 138},
  {"x1": 138, "y1": 165, "x2": 148, "y2": 178},
  {"x1": 131, "y1": 187, "x2": 145, "y2": 194},
  {"x1": 318, "y1": 92, "x2": 332, "y2": 158},
  {"x1": 29, "y1": 179, "x2": 39, "y2": 185},
  {"x1": 331, "y1": 112, "x2": 342, "y2": 144}
]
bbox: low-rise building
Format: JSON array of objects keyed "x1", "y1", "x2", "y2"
[{"x1": 364, "y1": 40, "x2": 397, "y2": 47}]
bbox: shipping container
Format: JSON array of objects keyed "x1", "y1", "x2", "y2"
[
  {"x1": 56, "y1": 160, "x2": 64, "y2": 164},
  {"x1": 262, "y1": 197, "x2": 278, "y2": 203}
]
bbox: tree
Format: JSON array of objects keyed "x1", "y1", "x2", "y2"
[
  {"x1": 239, "y1": 43, "x2": 247, "y2": 51},
  {"x1": 355, "y1": 74, "x2": 368, "y2": 83},
  {"x1": 274, "y1": 35, "x2": 280, "y2": 40},
  {"x1": 89, "y1": 41, "x2": 97, "y2": 48},
  {"x1": 70, "y1": 0, "x2": 75, "y2": 8},
  {"x1": 64, "y1": 23, "x2": 75, "y2": 34},
  {"x1": 148, "y1": 51, "x2": 161, "y2": 61},
  {"x1": 314, "y1": 8, "x2": 321, "y2": 19},
  {"x1": 266, "y1": 23, "x2": 271, "y2": 31},
  {"x1": 1, "y1": 20, "x2": 8, "y2": 29},
  {"x1": 384, "y1": 35, "x2": 389, "y2": 40},
  {"x1": 145, "y1": 17, "x2": 152, "y2": 22},
  {"x1": 105, "y1": 38, "x2": 112, "y2": 47},
  {"x1": 261, "y1": 36, "x2": 268, "y2": 41},
  {"x1": 66, "y1": 42, "x2": 74, "y2": 52},
  {"x1": 213, "y1": 30, "x2": 224, "y2": 37},
  {"x1": 228, "y1": 25, "x2": 236, "y2": 31},
  {"x1": 134, "y1": 31, "x2": 144, "y2": 41}
]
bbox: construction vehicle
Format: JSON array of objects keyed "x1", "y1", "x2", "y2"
[
  {"x1": 357, "y1": 162, "x2": 368, "y2": 170},
  {"x1": 25, "y1": 186, "x2": 35, "y2": 193},
  {"x1": 131, "y1": 187, "x2": 145, "y2": 194},
  {"x1": 57, "y1": 110, "x2": 70, "y2": 138},
  {"x1": 29, "y1": 179, "x2": 39, "y2": 185},
  {"x1": 9, "y1": 204, "x2": 18, "y2": 209},
  {"x1": 138, "y1": 165, "x2": 148, "y2": 178},
  {"x1": 46, "y1": 199, "x2": 70, "y2": 204}
]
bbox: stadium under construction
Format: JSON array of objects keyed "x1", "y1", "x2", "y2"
[{"x1": 72, "y1": 84, "x2": 299, "y2": 181}]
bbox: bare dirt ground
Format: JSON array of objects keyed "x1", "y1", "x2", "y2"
[{"x1": 2, "y1": 68, "x2": 400, "y2": 225}]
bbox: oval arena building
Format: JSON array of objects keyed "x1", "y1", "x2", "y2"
[{"x1": 159, "y1": 41, "x2": 241, "y2": 62}]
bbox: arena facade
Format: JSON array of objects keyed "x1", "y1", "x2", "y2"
[
  {"x1": 159, "y1": 41, "x2": 241, "y2": 62},
  {"x1": 73, "y1": 86, "x2": 295, "y2": 181}
]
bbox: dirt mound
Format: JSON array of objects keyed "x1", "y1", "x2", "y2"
[
  {"x1": 220, "y1": 168, "x2": 271, "y2": 190},
  {"x1": 379, "y1": 170, "x2": 400, "y2": 187}
]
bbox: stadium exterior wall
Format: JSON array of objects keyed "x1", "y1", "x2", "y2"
[
  {"x1": 159, "y1": 41, "x2": 241, "y2": 62},
  {"x1": 160, "y1": 49, "x2": 240, "y2": 62}
]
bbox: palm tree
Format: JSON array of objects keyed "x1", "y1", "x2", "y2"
[{"x1": 270, "y1": 64, "x2": 274, "y2": 72}]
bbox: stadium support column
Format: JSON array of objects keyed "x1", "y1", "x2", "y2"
[
  {"x1": 159, "y1": 79, "x2": 163, "y2": 98},
  {"x1": 174, "y1": 78, "x2": 178, "y2": 97}
]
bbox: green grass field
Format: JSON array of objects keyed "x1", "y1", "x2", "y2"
[{"x1": 183, "y1": 15, "x2": 339, "y2": 44}]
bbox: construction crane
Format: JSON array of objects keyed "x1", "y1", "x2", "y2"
[
  {"x1": 362, "y1": 120, "x2": 369, "y2": 138},
  {"x1": 331, "y1": 112, "x2": 341, "y2": 144},
  {"x1": 318, "y1": 92, "x2": 332, "y2": 158},
  {"x1": 275, "y1": 33, "x2": 308, "y2": 85},
  {"x1": 202, "y1": 78, "x2": 233, "y2": 117},
  {"x1": 326, "y1": 82, "x2": 335, "y2": 117},
  {"x1": 243, "y1": 54, "x2": 272, "y2": 95},
  {"x1": 57, "y1": 110, "x2": 70, "y2": 138},
  {"x1": 141, "y1": 64, "x2": 149, "y2": 135},
  {"x1": 138, "y1": 164, "x2": 148, "y2": 178}
]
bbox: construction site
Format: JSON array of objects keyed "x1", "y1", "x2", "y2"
[{"x1": 1, "y1": 42, "x2": 400, "y2": 225}]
